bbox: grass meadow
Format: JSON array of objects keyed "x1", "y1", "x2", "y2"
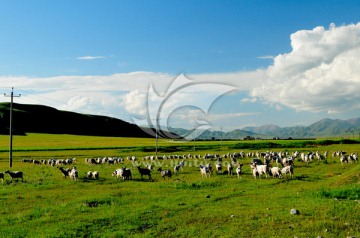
[{"x1": 0, "y1": 134, "x2": 359, "y2": 238}]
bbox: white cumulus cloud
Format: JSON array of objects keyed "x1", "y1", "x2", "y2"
[
  {"x1": 251, "y1": 22, "x2": 360, "y2": 114},
  {"x1": 121, "y1": 89, "x2": 148, "y2": 117}
]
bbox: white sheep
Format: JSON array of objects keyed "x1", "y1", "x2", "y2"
[
  {"x1": 270, "y1": 166, "x2": 282, "y2": 178},
  {"x1": 92, "y1": 171, "x2": 99, "y2": 179},
  {"x1": 281, "y1": 165, "x2": 294, "y2": 179},
  {"x1": 315, "y1": 151, "x2": 325, "y2": 161},
  {"x1": 112, "y1": 169, "x2": 122, "y2": 179},
  {"x1": 340, "y1": 155, "x2": 348, "y2": 163},
  {"x1": 199, "y1": 165, "x2": 210, "y2": 178},
  {"x1": 69, "y1": 166, "x2": 78, "y2": 180},
  {"x1": 250, "y1": 164, "x2": 259, "y2": 179},
  {"x1": 215, "y1": 162, "x2": 222, "y2": 173},
  {"x1": 250, "y1": 163, "x2": 268, "y2": 178},
  {"x1": 348, "y1": 153, "x2": 358, "y2": 163},
  {"x1": 236, "y1": 163, "x2": 243, "y2": 179},
  {"x1": 256, "y1": 164, "x2": 268, "y2": 178},
  {"x1": 283, "y1": 157, "x2": 294, "y2": 166},
  {"x1": 112, "y1": 167, "x2": 132, "y2": 180},
  {"x1": 179, "y1": 160, "x2": 185, "y2": 170},
  {"x1": 86, "y1": 171, "x2": 99, "y2": 179},
  {"x1": 158, "y1": 167, "x2": 172, "y2": 179}
]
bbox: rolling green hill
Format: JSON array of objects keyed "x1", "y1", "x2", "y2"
[{"x1": 0, "y1": 103, "x2": 178, "y2": 138}]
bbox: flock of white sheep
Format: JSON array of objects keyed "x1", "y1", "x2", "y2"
[{"x1": 0, "y1": 149, "x2": 357, "y2": 183}]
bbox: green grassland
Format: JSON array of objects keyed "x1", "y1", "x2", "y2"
[{"x1": 0, "y1": 134, "x2": 359, "y2": 238}]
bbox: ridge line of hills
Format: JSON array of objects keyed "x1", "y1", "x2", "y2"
[
  {"x1": 0, "y1": 102, "x2": 359, "y2": 139},
  {"x1": 0, "y1": 103, "x2": 177, "y2": 138}
]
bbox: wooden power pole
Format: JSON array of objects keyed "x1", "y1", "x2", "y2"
[{"x1": 4, "y1": 87, "x2": 21, "y2": 168}]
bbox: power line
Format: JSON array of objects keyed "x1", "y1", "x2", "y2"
[{"x1": 15, "y1": 89, "x2": 68, "y2": 107}]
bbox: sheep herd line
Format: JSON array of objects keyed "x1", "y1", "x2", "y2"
[{"x1": 0, "y1": 150, "x2": 358, "y2": 184}]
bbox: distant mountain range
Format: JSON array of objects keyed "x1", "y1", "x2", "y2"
[
  {"x1": 242, "y1": 118, "x2": 360, "y2": 138},
  {"x1": 0, "y1": 102, "x2": 359, "y2": 139},
  {"x1": 170, "y1": 118, "x2": 360, "y2": 139}
]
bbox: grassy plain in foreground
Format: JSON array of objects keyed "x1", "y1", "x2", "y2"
[{"x1": 0, "y1": 134, "x2": 359, "y2": 237}]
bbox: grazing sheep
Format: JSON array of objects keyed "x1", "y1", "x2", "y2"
[
  {"x1": 136, "y1": 166, "x2": 152, "y2": 180},
  {"x1": 48, "y1": 159, "x2": 56, "y2": 167},
  {"x1": 250, "y1": 164, "x2": 259, "y2": 179},
  {"x1": 227, "y1": 163, "x2": 233, "y2": 176},
  {"x1": 236, "y1": 163, "x2": 243, "y2": 179},
  {"x1": 59, "y1": 167, "x2": 71, "y2": 178},
  {"x1": 315, "y1": 151, "x2": 325, "y2": 161},
  {"x1": 69, "y1": 166, "x2": 78, "y2": 180},
  {"x1": 127, "y1": 156, "x2": 137, "y2": 162},
  {"x1": 250, "y1": 163, "x2": 268, "y2": 179},
  {"x1": 86, "y1": 171, "x2": 93, "y2": 179},
  {"x1": 348, "y1": 153, "x2": 358, "y2": 163},
  {"x1": 340, "y1": 155, "x2": 348, "y2": 164},
  {"x1": 4, "y1": 170, "x2": 24, "y2": 181},
  {"x1": 112, "y1": 169, "x2": 122, "y2": 179},
  {"x1": 65, "y1": 157, "x2": 75, "y2": 165},
  {"x1": 269, "y1": 166, "x2": 282, "y2": 178},
  {"x1": 174, "y1": 164, "x2": 181, "y2": 174},
  {"x1": 257, "y1": 164, "x2": 268, "y2": 178},
  {"x1": 92, "y1": 171, "x2": 99, "y2": 179},
  {"x1": 32, "y1": 160, "x2": 41, "y2": 165},
  {"x1": 231, "y1": 157, "x2": 237, "y2": 164},
  {"x1": 179, "y1": 160, "x2": 185, "y2": 170},
  {"x1": 281, "y1": 165, "x2": 294, "y2": 179},
  {"x1": 86, "y1": 171, "x2": 99, "y2": 180},
  {"x1": 112, "y1": 168, "x2": 131, "y2": 180},
  {"x1": 206, "y1": 163, "x2": 213, "y2": 173},
  {"x1": 283, "y1": 157, "x2": 294, "y2": 166},
  {"x1": 158, "y1": 167, "x2": 172, "y2": 179},
  {"x1": 0, "y1": 172, "x2": 4, "y2": 184},
  {"x1": 122, "y1": 168, "x2": 132, "y2": 180},
  {"x1": 215, "y1": 162, "x2": 222, "y2": 173},
  {"x1": 199, "y1": 165, "x2": 211, "y2": 178},
  {"x1": 107, "y1": 158, "x2": 115, "y2": 165}
]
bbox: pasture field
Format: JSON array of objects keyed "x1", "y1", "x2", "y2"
[{"x1": 0, "y1": 134, "x2": 359, "y2": 238}]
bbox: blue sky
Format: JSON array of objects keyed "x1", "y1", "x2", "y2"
[{"x1": 1, "y1": 1, "x2": 360, "y2": 133}]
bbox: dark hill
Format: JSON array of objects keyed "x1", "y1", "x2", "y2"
[{"x1": 0, "y1": 103, "x2": 178, "y2": 138}]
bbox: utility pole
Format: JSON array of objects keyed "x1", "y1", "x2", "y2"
[
  {"x1": 193, "y1": 127, "x2": 196, "y2": 152},
  {"x1": 155, "y1": 127, "x2": 158, "y2": 158},
  {"x1": 4, "y1": 87, "x2": 21, "y2": 168}
]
